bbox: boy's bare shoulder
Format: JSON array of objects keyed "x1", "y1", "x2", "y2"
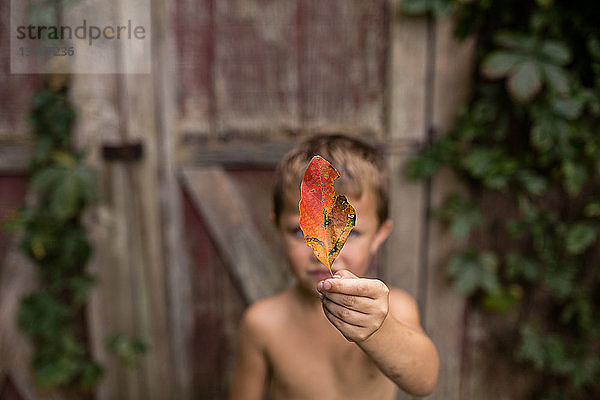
[
  {"x1": 387, "y1": 287, "x2": 423, "y2": 332},
  {"x1": 239, "y1": 289, "x2": 296, "y2": 342}
]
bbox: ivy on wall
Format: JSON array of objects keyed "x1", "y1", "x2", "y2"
[
  {"x1": 8, "y1": 83, "x2": 148, "y2": 393},
  {"x1": 403, "y1": 0, "x2": 600, "y2": 398},
  {"x1": 5, "y1": 1, "x2": 148, "y2": 392},
  {"x1": 10, "y1": 85, "x2": 103, "y2": 391}
]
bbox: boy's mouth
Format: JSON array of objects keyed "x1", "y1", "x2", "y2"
[{"x1": 307, "y1": 269, "x2": 333, "y2": 281}]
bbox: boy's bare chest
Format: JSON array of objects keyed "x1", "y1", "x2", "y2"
[{"x1": 265, "y1": 312, "x2": 396, "y2": 400}]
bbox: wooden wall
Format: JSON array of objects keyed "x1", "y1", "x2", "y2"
[{"x1": 0, "y1": 0, "x2": 490, "y2": 399}]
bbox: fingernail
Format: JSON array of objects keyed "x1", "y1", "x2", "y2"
[
  {"x1": 323, "y1": 280, "x2": 332, "y2": 290},
  {"x1": 317, "y1": 281, "x2": 323, "y2": 291}
]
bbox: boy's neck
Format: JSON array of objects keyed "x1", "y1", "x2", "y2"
[{"x1": 292, "y1": 283, "x2": 322, "y2": 310}]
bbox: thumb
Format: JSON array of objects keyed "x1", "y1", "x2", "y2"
[{"x1": 333, "y1": 269, "x2": 357, "y2": 279}]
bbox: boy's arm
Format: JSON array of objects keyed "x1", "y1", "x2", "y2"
[
  {"x1": 229, "y1": 307, "x2": 269, "y2": 400},
  {"x1": 318, "y1": 270, "x2": 439, "y2": 396}
]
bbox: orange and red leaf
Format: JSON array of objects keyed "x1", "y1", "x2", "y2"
[{"x1": 299, "y1": 155, "x2": 356, "y2": 276}]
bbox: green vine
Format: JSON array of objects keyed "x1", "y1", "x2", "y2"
[
  {"x1": 6, "y1": 2, "x2": 147, "y2": 392},
  {"x1": 9, "y1": 85, "x2": 102, "y2": 391},
  {"x1": 403, "y1": 0, "x2": 600, "y2": 398}
]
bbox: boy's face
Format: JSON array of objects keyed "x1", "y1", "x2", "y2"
[{"x1": 277, "y1": 190, "x2": 392, "y2": 294}]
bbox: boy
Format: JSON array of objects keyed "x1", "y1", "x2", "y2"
[{"x1": 229, "y1": 134, "x2": 439, "y2": 399}]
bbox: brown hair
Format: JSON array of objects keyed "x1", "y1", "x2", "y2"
[{"x1": 273, "y1": 134, "x2": 389, "y2": 225}]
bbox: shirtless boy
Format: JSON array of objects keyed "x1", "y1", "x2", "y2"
[{"x1": 229, "y1": 134, "x2": 439, "y2": 399}]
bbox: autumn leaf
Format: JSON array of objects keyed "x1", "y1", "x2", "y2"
[{"x1": 299, "y1": 155, "x2": 356, "y2": 277}]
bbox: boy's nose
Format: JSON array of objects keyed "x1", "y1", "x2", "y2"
[
  {"x1": 309, "y1": 252, "x2": 320, "y2": 264},
  {"x1": 330, "y1": 257, "x2": 345, "y2": 272}
]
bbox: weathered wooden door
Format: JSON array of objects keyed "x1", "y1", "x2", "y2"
[
  {"x1": 170, "y1": 1, "x2": 472, "y2": 399},
  {"x1": 0, "y1": 0, "x2": 476, "y2": 399}
]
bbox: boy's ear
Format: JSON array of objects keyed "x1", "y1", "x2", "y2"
[
  {"x1": 370, "y1": 219, "x2": 392, "y2": 254},
  {"x1": 271, "y1": 213, "x2": 279, "y2": 228}
]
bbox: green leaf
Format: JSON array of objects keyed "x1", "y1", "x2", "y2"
[
  {"x1": 31, "y1": 166, "x2": 65, "y2": 192},
  {"x1": 539, "y1": 41, "x2": 571, "y2": 65},
  {"x1": 505, "y1": 252, "x2": 539, "y2": 281},
  {"x1": 495, "y1": 31, "x2": 536, "y2": 51},
  {"x1": 541, "y1": 63, "x2": 569, "y2": 95},
  {"x1": 78, "y1": 362, "x2": 104, "y2": 390},
  {"x1": 75, "y1": 166, "x2": 98, "y2": 204},
  {"x1": 462, "y1": 147, "x2": 517, "y2": 189},
  {"x1": 530, "y1": 124, "x2": 553, "y2": 151},
  {"x1": 462, "y1": 148, "x2": 500, "y2": 175},
  {"x1": 434, "y1": 194, "x2": 484, "y2": 237},
  {"x1": 517, "y1": 326, "x2": 546, "y2": 369},
  {"x1": 543, "y1": 263, "x2": 576, "y2": 299},
  {"x1": 508, "y1": 61, "x2": 542, "y2": 102},
  {"x1": 535, "y1": 0, "x2": 553, "y2": 9},
  {"x1": 18, "y1": 293, "x2": 69, "y2": 338},
  {"x1": 552, "y1": 97, "x2": 582, "y2": 119},
  {"x1": 34, "y1": 357, "x2": 80, "y2": 387},
  {"x1": 400, "y1": 0, "x2": 431, "y2": 15},
  {"x1": 516, "y1": 170, "x2": 547, "y2": 196},
  {"x1": 561, "y1": 294, "x2": 592, "y2": 331},
  {"x1": 407, "y1": 137, "x2": 455, "y2": 180},
  {"x1": 565, "y1": 223, "x2": 596, "y2": 255},
  {"x1": 447, "y1": 249, "x2": 499, "y2": 296},
  {"x1": 482, "y1": 51, "x2": 523, "y2": 78},
  {"x1": 400, "y1": 0, "x2": 453, "y2": 17},
  {"x1": 561, "y1": 161, "x2": 588, "y2": 196},
  {"x1": 432, "y1": 0, "x2": 453, "y2": 18},
  {"x1": 584, "y1": 201, "x2": 600, "y2": 218},
  {"x1": 107, "y1": 335, "x2": 148, "y2": 368},
  {"x1": 51, "y1": 171, "x2": 79, "y2": 220},
  {"x1": 573, "y1": 357, "x2": 600, "y2": 388},
  {"x1": 482, "y1": 285, "x2": 521, "y2": 313},
  {"x1": 70, "y1": 274, "x2": 96, "y2": 305}
]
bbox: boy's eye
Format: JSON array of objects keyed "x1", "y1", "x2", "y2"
[
  {"x1": 288, "y1": 226, "x2": 304, "y2": 238},
  {"x1": 349, "y1": 229, "x2": 360, "y2": 238}
]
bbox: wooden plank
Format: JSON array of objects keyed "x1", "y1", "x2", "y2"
[
  {"x1": 70, "y1": 68, "x2": 130, "y2": 398},
  {"x1": 172, "y1": 0, "x2": 215, "y2": 136},
  {"x1": 387, "y1": 1, "x2": 429, "y2": 142},
  {"x1": 298, "y1": 0, "x2": 386, "y2": 133},
  {"x1": 181, "y1": 167, "x2": 289, "y2": 303},
  {"x1": 182, "y1": 192, "x2": 247, "y2": 398},
  {"x1": 178, "y1": 138, "x2": 296, "y2": 167},
  {"x1": 213, "y1": 0, "x2": 299, "y2": 134},
  {"x1": 112, "y1": 0, "x2": 174, "y2": 397},
  {"x1": 154, "y1": 0, "x2": 196, "y2": 397},
  {"x1": 70, "y1": 35, "x2": 132, "y2": 399},
  {"x1": 383, "y1": 0, "x2": 429, "y2": 301},
  {"x1": 383, "y1": 153, "x2": 426, "y2": 301},
  {"x1": 70, "y1": 0, "x2": 174, "y2": 391},
  {"x1": 423, "y1": 169, "x2": 466, "y2": 400},
  {"x1": 431, "y1": 19, "x2": 474, "y2": 134},
  {"x1": 178, "y1": 135, "x2": 420, "y2": 168},
  {"x1": 228, "y1": 169, "x2": 288, "y2": 273},
  {"x1": 422, "y1": 17, "x2": 474, "y2": 400},
  {"x1": 0, "y1": 143, "x2": 32, "y2": 173}
]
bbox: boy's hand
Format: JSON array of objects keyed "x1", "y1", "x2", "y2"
[{"x1": 317, "y1": 269, "x2": 389, "y2": 343}]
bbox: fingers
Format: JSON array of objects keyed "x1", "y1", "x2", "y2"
[
  {"x1": 321, "y1": 296, "x2": 368, "y2": 327},
  {"x1": 322, "y1": 306, "x2": 363, "y2": 342},
  {"x1": 322, "y1": 304, "x2": 383, "y2": 343},
  {"x1": 318, "y1": 275, "x2": 389, "y2": 299},
  {"x1": 321, "y1": 290, "x2": 370, "y2": 311}
]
